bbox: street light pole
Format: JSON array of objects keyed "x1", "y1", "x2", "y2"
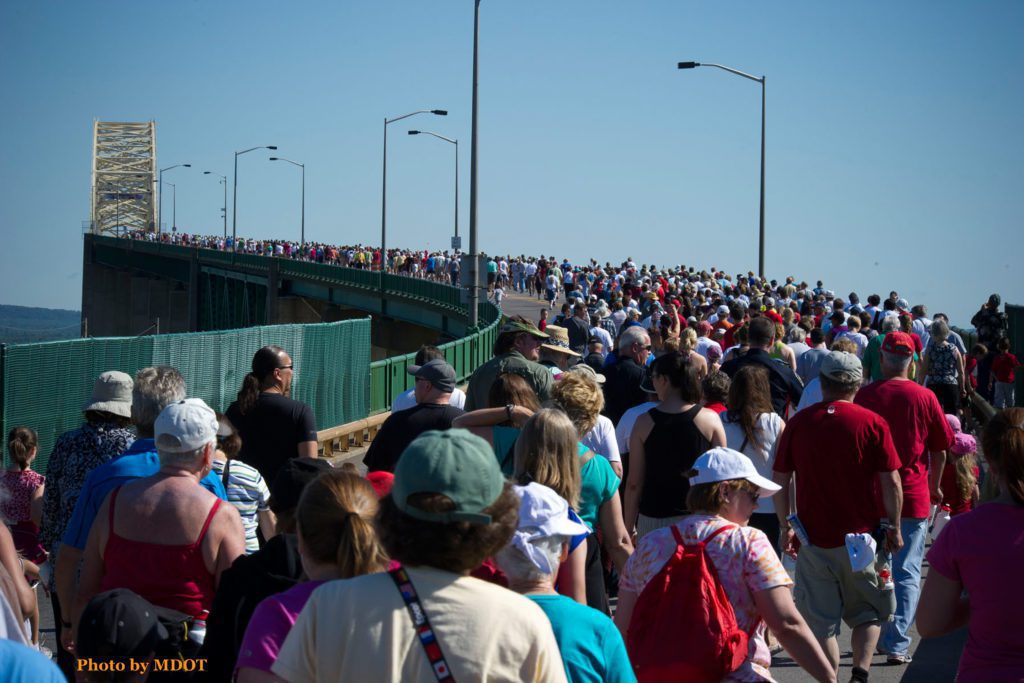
[
  {"x1": 203, "y1": 171, "x2": 228, "y2": 238},
  {"x1": 158, "y1": 164, "x2": 191, "y2": 232},
  {"x1": 165, "y1": 182, "x2": 176, "y2": 231},
  {"x1": 233, "y1": 145, "x2": 278, "y2": 248},
  {"x1": 468, "y1": 0, "x2": 481, "y2": 328},
  {"x1": 678, "y1": 61, "x2": 766, "y2": 278},
  {"x1": 381, "y1": 109, "x2": 447, "y2": 274},
  {"x1": 269, "y1": 157, "x2": 306, "y2": 247},
  {"x1": 408, "y1": 131, "x2": 459, "y2": 243}
]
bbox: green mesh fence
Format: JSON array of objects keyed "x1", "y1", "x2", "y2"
[{"x1": 0, "y1": 318, "x2": 370, "y2": 472}]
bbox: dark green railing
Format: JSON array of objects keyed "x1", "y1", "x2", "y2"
[{"x1": 369, "y1": 301, "x2": 501, "y2": 414}]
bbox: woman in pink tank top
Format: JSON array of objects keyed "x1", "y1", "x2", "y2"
[{"x1": 72, "y1": 399, "x2": 246, "y2": 652}]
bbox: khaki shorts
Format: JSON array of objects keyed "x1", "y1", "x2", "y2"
[{"x1": 793, "y1": 544, "x2": 895, "y2": 639}]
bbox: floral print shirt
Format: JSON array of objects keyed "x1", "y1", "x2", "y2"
[
  {"x1": 620, "y1": 514, "x2": 792, "y2": 682},
  {"x1": 40, "y1": 421, "x2": 134, "y2": 587}
]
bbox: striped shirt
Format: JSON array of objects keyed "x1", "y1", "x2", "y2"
[{"x1": 211, "y1": 459, "x2": 271, "y2": 554}]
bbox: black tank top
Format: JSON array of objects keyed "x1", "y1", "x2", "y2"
[{"x1": 639, "y1": 404, "x2": 711, "y2": 518}]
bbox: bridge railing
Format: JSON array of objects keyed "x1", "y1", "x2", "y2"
[{"x1": 369, "y1": 301, "x2": 501, "y2": 414}]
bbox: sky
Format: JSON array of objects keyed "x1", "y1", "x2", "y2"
[{"x1": 1, "y1": 1, "x2": 1021, "y2": 327}]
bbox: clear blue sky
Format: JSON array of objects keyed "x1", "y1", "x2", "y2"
[{"x1": 1, "y1": 1, "x2": 1021, "y2": 327}]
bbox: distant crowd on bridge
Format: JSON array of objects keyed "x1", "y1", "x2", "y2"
[{"x1": 2, "y1": 230, "x2": 1020, "y2": 681}]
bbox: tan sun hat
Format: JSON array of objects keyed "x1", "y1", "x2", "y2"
[
  {"x1": 82, "y1": 371, "x2": 134, "y2": 418},
  {"x1": 540, "y1": 325, "x2": 580, "y2": 357}
]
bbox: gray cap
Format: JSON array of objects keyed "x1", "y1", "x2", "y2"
[
  {"x1": 820, "y1": 351, "x2": 863, "y2": 383},
  {"x1": 82, "y1": 371, "x2": 134, "y2": 418},
  {"x1": 407, "y1": 358, "x2": 457, "y2": 393}
]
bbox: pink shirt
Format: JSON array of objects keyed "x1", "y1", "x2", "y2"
[
  {"x1": 927, "y1": 502, "x2": 1024, "y2": 682},
  {"x1": 236, "y1": 580, "x2": 327, "y2": 673},
  {"x1": 620, "y1": 515, "x2": 792, "y2": 682}
]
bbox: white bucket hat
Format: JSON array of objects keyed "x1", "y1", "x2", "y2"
[
  {"x1": 510, "y1": 483, "x2": 590, "y2": 573},
  {"x1": 688, "y1": 447, "x2": 781, "y2": 497}
]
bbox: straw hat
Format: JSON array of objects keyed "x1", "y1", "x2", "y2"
[{"x1": 540, "y1": 326, "x2": 580, "y2": 357}]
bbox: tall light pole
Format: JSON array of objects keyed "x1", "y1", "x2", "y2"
[
  {"x1": 158, "y1": 164, "x2": 191, "y2": 232},
  {"x1": 233, "y1": 145, "x2": 277, "y2": 248},
  {"x1": 203, "y1": 171, "x2": 228, "y2": 238},
  {"x1": 165, "y1": 182, "x2": 177, "y2": 231},
  {"x1": 468, "y1": 0, "x2": 481, "y2": 328},
  {"x1": 678, "y1": 61, "x2": 766, "y2": 278},
  {"x1": 408, "y1": 131, "x2": 459, "y2": 244},
  {"x1": 381, "y1": 110, "x2": 447, "y2": 273},
  {"x1": 269, "y1": 157, "x2": 305, "y2": 247}
]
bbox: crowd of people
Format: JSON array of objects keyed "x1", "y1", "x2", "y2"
[{"x1": 2, "y1": 238, "x2": 1022, "y2": 682}]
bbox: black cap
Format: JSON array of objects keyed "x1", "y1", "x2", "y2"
[
  {"x1": 269, "y1": 457, "x2": 333, "y2": 514},
  {"x1": 76, "y1": 589, "x2": 169, "y2": 660},
  {"x1": 989, "y1": 293, "x2": 1001, "y2": 307}
]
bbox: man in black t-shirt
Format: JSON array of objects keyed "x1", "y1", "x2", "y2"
[
  {"x1": 226, "y1": 346, "x2": 318, "y2": 483},
  {"x1": 365, "y1": 359, "x2": 465, "y2": 473}
]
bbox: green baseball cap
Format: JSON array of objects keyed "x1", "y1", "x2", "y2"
[
  {"x1": 499, "y1": 319, "x2": 549, "y2": 339},
  {"x1": 392, "y1": 430, "x2": 506, "y2": 525}
]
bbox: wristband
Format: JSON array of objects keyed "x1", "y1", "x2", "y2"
[{"x1": 505, "y1": 404, "x2": 514, "y2": 421}]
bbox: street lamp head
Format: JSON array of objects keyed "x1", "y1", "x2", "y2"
[
  {"x1": 266, "y1": 145, "x2": 278, "y2": 150},
  {"x1": 408, "y1": 130, "x2": 421, "y2": 135},
  {"x1": 269, "y1": 157, "x2": 279, "y2": 161},
  {"x1": 183, "y1": 164, "x2": 192, "y2": 167},
  {"x1": 430, "y1": 110, "x2": 448, "y2": 116},
  {"x1": 677, "y1": 61, "x2": 700, "y2": 69}
]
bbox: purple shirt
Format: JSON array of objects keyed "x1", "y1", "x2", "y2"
[{"x1": 235, "y1": 580, "x2": 327, "y2": 674}]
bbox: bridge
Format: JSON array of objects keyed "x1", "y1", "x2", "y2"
[{"x1": 1, "y1": 236, "x2": 499, "y2": 472}]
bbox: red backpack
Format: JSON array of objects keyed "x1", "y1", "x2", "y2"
[{"x1": 626, "y1": 524, "x2": 752, "y2": 683}]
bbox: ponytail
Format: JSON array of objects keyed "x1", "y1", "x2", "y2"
[
  {"x1": 336, "y1": 512, "x2": 384, "y2": 579},
  {"x1": 982, "y1": 408, "x2": 1024, "y2": 506},
  {"x1": 7, "y1": 427, "x2": 37, "y2": 471},
  {"x1": 237, "y1": 345, "x2": 288, "y2": 416},
  {"x1": 297, "y1": 470, "x2": 389, "y2": 578},
  {"x1": 236, "y1": 373, "x2": 262, "y2": 416}
]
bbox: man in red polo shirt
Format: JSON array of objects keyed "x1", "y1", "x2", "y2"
[
  {"x1": 773, "y1": 351, "x2": 903, "y2": 682},
  {"x1": 854, "y1": 331, "x2": 953, "y2": 665}
]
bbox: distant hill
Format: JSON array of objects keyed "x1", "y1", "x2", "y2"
[{"x1": 0, "y1": 304, "x2": 80, "y2": 344}]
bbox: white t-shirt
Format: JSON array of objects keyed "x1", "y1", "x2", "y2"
[
  {"x1": 273, "y1": 567, "x2": 568, "y2": 683},
  {"x1": 614, "y1": 401, "x2": 658, "y2": 454},
  {"x1": 721, "y1": 412, "x2": 783, "y2": 514},
  {"x1": 580, "y1": 415, "x2": 621, "y2": 464},
  {"x1": 390, "y1": 388, "x2": 467, "y2": 413}
]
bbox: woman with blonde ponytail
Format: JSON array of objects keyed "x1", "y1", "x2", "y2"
[{"x1": 235, "y1": 470, "x2": 389, "y2": 682}]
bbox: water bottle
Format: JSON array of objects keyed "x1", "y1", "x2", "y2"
[
  {"x1": 787, "y1": 513, "x2": 811, "y2": 548},
  {"x1": 187, "y1": 611, "x2": 209, "y2": 646},
  {"x1": 876, "y1": 523, "x2": 895, "y2": 591}
]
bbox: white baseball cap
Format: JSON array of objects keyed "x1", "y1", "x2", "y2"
[
  {"x1": 155, "y1": 398, "x2": 219, "y2": 453},
  {"x1": 510, "y1": 483, "x2": 590, "y2": 573},
  {"x1": 688, "y1": 447, "x2": 781, "y2": 497}
]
